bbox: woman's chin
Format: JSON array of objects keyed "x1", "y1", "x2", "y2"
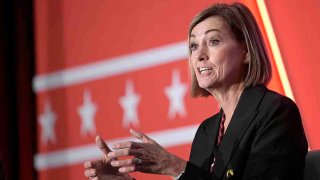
[
  {"x1": 198, "y1": 81, "x2": 222, "y2": 91},
  {"x1": 197, "y1": 77, "x2": 217, "y2": 90},
  {"x1": 198, "y1": 83, "x2": 214, "y2": 90}
]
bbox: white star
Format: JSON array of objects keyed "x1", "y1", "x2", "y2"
[
  {"x1": 119, "y1": 80, "x2": 141, "y2": 128},
  {"x1": 78, "y1": 90, "x2": 97, "y2": 136},
  {"x1": 38, "y1": 100, "x2": 57, "y2": 144},
  {"x1": 165, "y1": 69, "x2": 188, "y2": 119}
]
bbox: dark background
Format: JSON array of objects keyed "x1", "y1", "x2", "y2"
[{"x1": 0, "y1": 0, "x2": 36, "y2": 179}]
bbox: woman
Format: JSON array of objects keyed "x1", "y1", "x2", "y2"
[{"x1": 84, "y1": 2, "x2": 307, "y2": 180}]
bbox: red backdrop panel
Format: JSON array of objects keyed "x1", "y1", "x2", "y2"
[
  {"x1": 265, "y1": 0, "x2": 320, "y2": 150},
  {"x1": 33, "y1": 0, "x2": 319, "y2": 179}
]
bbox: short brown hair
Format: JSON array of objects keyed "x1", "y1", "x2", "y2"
[{"x1": 189, "y1": 2, "x2": 272, "y2": 97}]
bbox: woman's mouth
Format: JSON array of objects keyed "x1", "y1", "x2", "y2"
[{"x1": 198, "y1": 67, "x2": 213, "y2": 75}]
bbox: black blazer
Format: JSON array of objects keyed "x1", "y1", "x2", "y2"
[{"x1": 181, "y1": 85, "x2": 308, "y2": 180}]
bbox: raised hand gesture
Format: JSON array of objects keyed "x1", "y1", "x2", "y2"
[
  {"x1": 107, "y1": 129, "x2": 186, "y2": 177},
  {"x1": 83, "y1": 136, "x2": 133, "y2": 180}
]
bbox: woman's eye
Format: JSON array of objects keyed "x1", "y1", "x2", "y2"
[
  {"x1": 209, "y1": 39, "x2": 220, "y2": 46},
  {"x1": 189, "y1": 43, "x2": 198, "y2": 51}
]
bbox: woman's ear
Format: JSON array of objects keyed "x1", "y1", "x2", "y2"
[
  {"x1": 244, "y1": 51, "x2": 250, "y2": 64},
  {"x1": 242, "y1": 43, "x2": 249, "y2": 64}
]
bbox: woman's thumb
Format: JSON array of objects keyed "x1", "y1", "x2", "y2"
[{"x1": 95, "y1": 135, "x2": 111, "y2": 155}]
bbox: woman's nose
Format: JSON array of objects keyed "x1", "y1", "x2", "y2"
[{"x1": 196, "y1": 45, "x2": 209, "y2": 61}]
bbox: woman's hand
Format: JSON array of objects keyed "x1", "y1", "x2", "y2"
[
  {"x1": 83, "y1": 136, "x2": 133, "y2": 180},
  {"x1": 107, "y1": 129, "x2": 187, "y2": 177}
]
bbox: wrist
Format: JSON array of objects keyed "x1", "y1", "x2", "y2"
[{"x1": 166, "y1": 154, "x2": 187, "y2": 177}]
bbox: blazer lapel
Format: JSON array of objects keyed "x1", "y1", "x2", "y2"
[
  {"x1": 213, "y1": 85, "x2": 267, "y2": 178},
  {"x1": 200, "y1": 110, "x2": 222, "y2": 169}
]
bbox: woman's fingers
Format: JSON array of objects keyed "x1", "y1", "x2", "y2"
[
  {"x1": 84, "y1": 168, "x2": 96, "y2": 177},
  {"x1": 84, "y1": 160, "x2": 104, "y2": 171},
  {"x1": 112, "y1": 129, "x2": 158, "y2": 150},
  {"x1": 84, "y1": 161, "x2": 93, "y2": 168},
  {"x1": 95, "y1": 135, "x2": 111, "y2": 155},
  {"x1": 119, "y1": 165, "x2": 136, "y2": 173},
  {"x1": 112, "y1": 141, "x2": 143, "y2": 150},
  {"x1": 130, "y1": 129, "x2": 154, "y2": 143},
  {"x1": 108, "y1": 148, "x2": 141, "y2": 158},
  {"x1": 110, "y1": 158, "x2": 138, "y2": 167}
]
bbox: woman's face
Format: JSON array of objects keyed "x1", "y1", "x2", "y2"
[{"x1": 189, "y1": 16, "x2": 247, "y2": 91}]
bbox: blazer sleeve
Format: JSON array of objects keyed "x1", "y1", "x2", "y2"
[
  {"x1": 180, "y1": 162, "x2": 219, "y2": 180},
  {"x1": 179, "y1": 116, "x2": 221, "y2": 180},
  {"x1": 241, "y1": 96, "x2": 308, "y2": 179}
]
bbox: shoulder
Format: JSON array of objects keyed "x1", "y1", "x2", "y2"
[
  {"x1": 239, "y1": 85, "x2": 300, "y2": 122},
  {"x1": 254, "y1": 88, "x2": 303, "y2": 131},
  {"x1": 259, "y1": 88, "x2": 299, "y2": 113},
  {"x1": 241, "y1": 85, "x2": 302, "y2": 129}
]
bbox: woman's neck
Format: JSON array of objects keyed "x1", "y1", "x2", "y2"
[{"x1": 208, "y1": 83, "x2": 245, "y2": 122}]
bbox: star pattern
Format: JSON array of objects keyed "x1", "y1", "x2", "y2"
[
  {"x1": 38, "y1": 100, "x2": 57, "y2": 145},
  {"x1": 119, "y1": 80, "x2": 141, "y2": 128},
  {"x1": 165, "y1": 69, "x2": 188, "y2": 119},
  {"x1": 37, "y1": 69, "x2": 190, "y2": 144},
  {"x1": 78, "y1": 90, "x2": 97, "y2": 136}
]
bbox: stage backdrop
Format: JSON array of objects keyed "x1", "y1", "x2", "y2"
[{"x1": 32, "y1": 0, "x2": 320, "y2": 179}]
